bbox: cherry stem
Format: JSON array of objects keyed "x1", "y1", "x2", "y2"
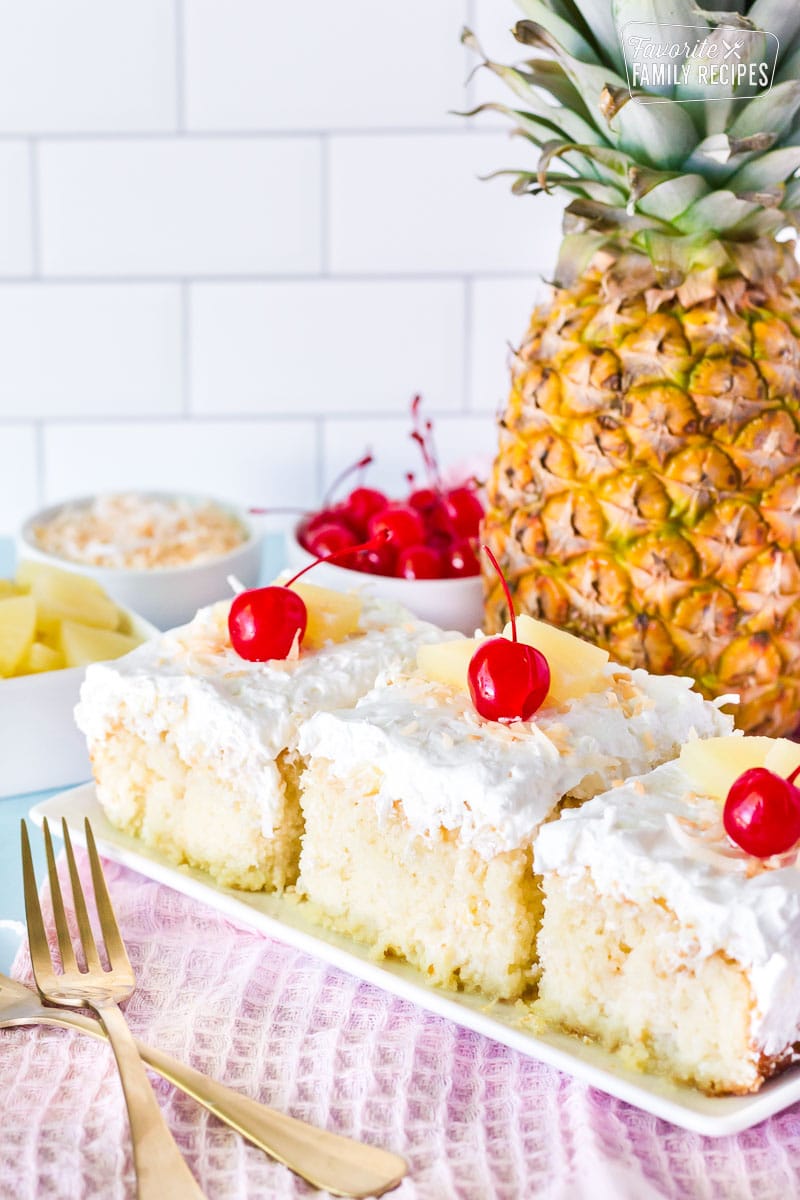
[
  {"x1": 410, "y1": 395, "x2": 442, "y2": 490},
  {"x1": 788, "y1": 766, "x2": 800, "y2": 786},
  {"x1": 248, "y1": 506, "x2": 311, "y2": 515},
  {"x1": 482, "y1": 545, "x2": 517, "y2": 643},
  {"x1": 284, "y1": 530, "x2": 391, "y2": 588},
  {"x1": 323, "y1": 451, "x2": 374, "y2": 507}
]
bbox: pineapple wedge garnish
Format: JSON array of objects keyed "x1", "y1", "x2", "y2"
[
  {"x1": 287, "y1": 581, "x2": 361, "y2": 648},
  {"x1": 0, "y1": 594, "x2": 37, "y2": 676},
  {"x1": 17, "y1": 559, "x2": 120, "y2": 633},
  {"x1": 678, "y1": 736, "x2": 800, "y2": 801},
  {"x1": 417, "y1": 617, "x2": 610, "y2": 704},
  {"x1": 59, "y1": 621, "x2": 141, "y2": 668},
  {"x1": 416, "y1": 638, "x2": 481, "y2": 691},
  {"x1": 764, "y1": 740, "x2": 800, "y2": 780},
  {"x1": 502, "y1": 615, "x2": 609, "y2": 704}
]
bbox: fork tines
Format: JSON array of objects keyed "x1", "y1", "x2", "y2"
[{"x1": 21, "y1": 817, "x2": 132, "y2": 986}]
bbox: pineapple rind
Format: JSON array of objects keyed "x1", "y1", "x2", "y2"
[{"x1": 484, "y1": 271, "x2": 800, "y2": 736}]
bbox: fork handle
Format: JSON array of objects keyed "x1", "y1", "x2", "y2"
[
  {"x1": 11, "y1": 1006, "x2": 405, "y2": 1198},
  {"x1": 132, "y1": 1038, "x2": 407, "y2": 1198},
  {"x1": 95, "y1": 999, "x2": 207, "y2": 1200}
]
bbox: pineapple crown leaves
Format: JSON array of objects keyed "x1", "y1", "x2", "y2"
[{"x1": 462, "y1": 0, "x2": 800, "y2": 287}]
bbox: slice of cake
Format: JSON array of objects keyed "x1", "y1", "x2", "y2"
[
  {"x1": 296, "y1": 625, "x2": 734, "y2": 1001},
  {"x1": 533, "y1": 735, "x2": 800, "y2": 1094},
  {"x1": 75, "y1": 586, "x2": 444, "y2": 892}
]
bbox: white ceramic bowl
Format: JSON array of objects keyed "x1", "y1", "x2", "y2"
[
  {"x1": 0, "y1": 605, "x2": 157, "y2": 798},
  {"x1": 18, "y1": 493, "x2": 263, "y2": 631},
  {"x1": 286, "y1": 524, "x2": 485, "y2": 635}
]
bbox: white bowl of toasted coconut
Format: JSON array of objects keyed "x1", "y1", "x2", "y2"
[{"x1": 19, "y1": 492, "x2": 263, "y2": 630}]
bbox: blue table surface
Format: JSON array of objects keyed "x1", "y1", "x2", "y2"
[{"x1": 0, "y1": 534, "x2": 285, "y2": 975}]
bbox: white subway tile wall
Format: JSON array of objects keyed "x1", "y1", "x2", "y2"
[
  {"x1": 0, "y1": 285, "x2": 182, "y2": 418},
  {"x1": 0, "y1": 0, "x2": 559, "y2": 533}
]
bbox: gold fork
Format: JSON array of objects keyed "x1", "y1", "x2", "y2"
[{"x1": 22, "y1": 816, "x2": 206, "y2": 1199}]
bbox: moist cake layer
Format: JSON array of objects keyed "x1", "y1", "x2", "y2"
[{"x1": 300, "y1": 758, "x2": 541, "y2": 997}]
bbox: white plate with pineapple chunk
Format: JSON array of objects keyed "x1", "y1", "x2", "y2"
[{"x1": 0, "y1": 561, "x2": 156, "y2": 797}]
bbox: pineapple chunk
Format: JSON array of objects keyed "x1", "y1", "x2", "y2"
[
  {"x1": 679, "y1": 736, "x2": 777, "y2": 800},
  {"x1": 416, "y1": 638, "x2": 482, "y2": 691},
  {"x1": 0, "y1": 594, "x2": 37, "y2": 676},
  {"x1": 16, "y1": 559, "x2": 121, "y2": 634},
  {"x1": 15, "y1": 641, "x2": 65, "y2": 675},
  {"x1": 502, "y1": 614, "x2": 609, "y2": 704},
  {"x1": 764, "y1": 739, "x2": 800, "y2": 780},
  {"x1": 287, "y1": 581, "x2": 362, "y2": 647},
  {"x1": 0, "y1": 579, "x2": 23, "y2": 599},
  {"x1": 59, "y1": 621, "x2": 141, "y2": 668}
]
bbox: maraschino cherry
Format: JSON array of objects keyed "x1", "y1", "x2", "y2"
[
  {"x1": 723, "y1": 765, "x2": 800, "y2": 858},
  {"x1": 444, "y1": 485, "x2": 484, "y2": 539},
  {"x1": 368, "y1": 502, "x2": 426, "y2": 550},
  {"x1": 445, "y1": 537, "x2": 480, "y2": 578},
  {"x1": 397, "y1": 544, "x2": 442, "y2": 580},
  {"x1": 468, "y1": 547, "x2": 550, "y2": 722},
  {"x1": 228, "y1": 530, "x2": 390, "y2": 662},
  {"x1": 304, "y1": 521, "x2": 357, "y2": 560}
]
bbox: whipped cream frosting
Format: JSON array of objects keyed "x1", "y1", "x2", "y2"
[
  {"x1": 75, "y1": 594, "x2": 445, "y2": 835},
  {"x1": 534, "y1": 759, "x2": 800, "y2": 1058},
  {"x1": 298, "y1": 663, "x2": 734, "y2": 859}
]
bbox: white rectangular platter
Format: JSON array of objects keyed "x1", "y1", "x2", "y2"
[{"x1": 31, "y1": 783, "x2": 800, "y2": 1139}]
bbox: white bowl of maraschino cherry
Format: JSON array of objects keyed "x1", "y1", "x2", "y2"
[{"x1": 283, "y1": 403, "x2": 486, "y2": 634}]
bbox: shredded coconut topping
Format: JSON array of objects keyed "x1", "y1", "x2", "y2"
[{"x1": 33, "y1": 493, "x2": 248, "y2": 569}]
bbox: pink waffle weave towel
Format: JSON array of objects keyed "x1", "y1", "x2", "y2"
[{"x1": 3, "y1": 851, "x2": 800, "y2": 1200}]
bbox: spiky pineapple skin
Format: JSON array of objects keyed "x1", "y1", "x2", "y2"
[{"x1": 483, "y1": 270, "x2": 800, "y2": 736}]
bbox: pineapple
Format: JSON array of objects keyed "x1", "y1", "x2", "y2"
[
  {"x1": 17, "y1": 559, "x2": 121, "y2": 634},
  {"x1": 15, "y1": 642, "x2": 65, "y2": 675},
  {"x1": 765, "y1": 738, "x2": 800, "y2": 778},
  {"x1": 286, "y1": 582, "x2": 361, "y2": 648},
  {"x1": 417, "y1": 638, "x2": 481, "y2": 690},
  {"x1": 501, "y1": 613, "x2": 608, "y2": 702},
  {"x1": 679, "y1": 735, "x2": 775, "y2": 799},
  {"x1": 680, "y1": 735, "x2": 800, "y2": 799},
  {"x1": 0, "y1": 595, "x2": 37, "y2": 676},
  {"x1": 466, "y1": 3, "x2": 800, "y2": 734},
  {"x1": 416, "y1": 617, "x2": 607, "y2": 704},
  {"x1": 58, "y1": 622, "x2": 141, "y2": 669}
]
